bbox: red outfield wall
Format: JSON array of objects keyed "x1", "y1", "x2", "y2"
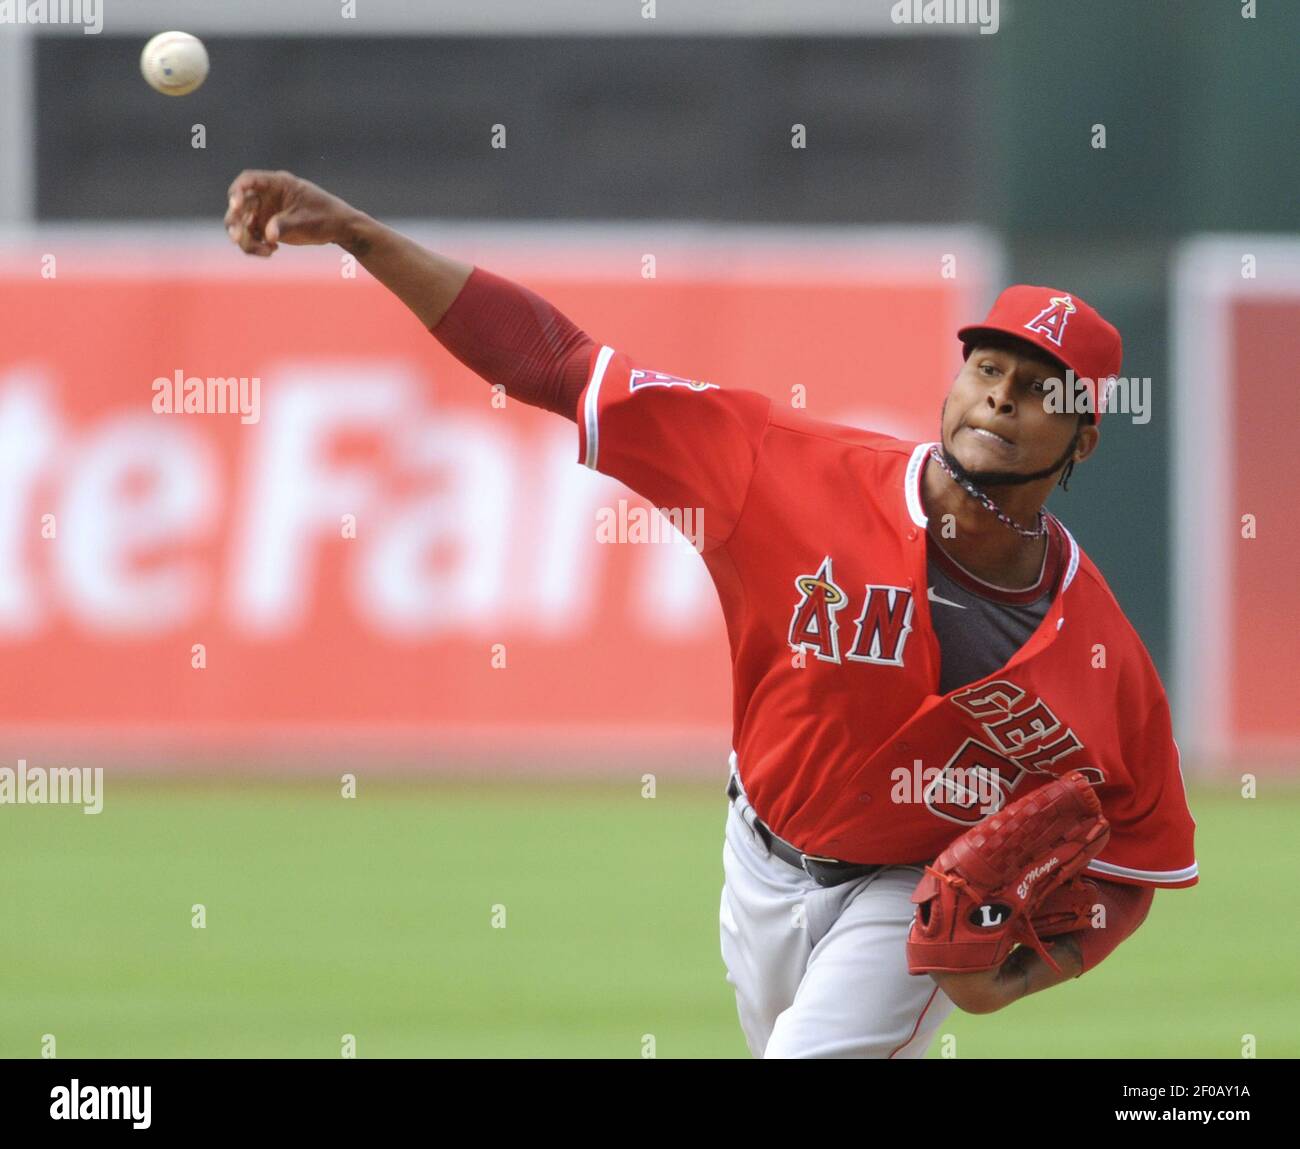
[
  {"x1": 1172, "y1": 237, "x2": 1300, "y2": 765},
  {"x1": 0, "y1": 229, "x2": 997, "y2": 769}
]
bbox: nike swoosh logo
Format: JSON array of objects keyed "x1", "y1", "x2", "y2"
[{"x1": 928, "y1": 586, "x2": 967, "y2": 610}]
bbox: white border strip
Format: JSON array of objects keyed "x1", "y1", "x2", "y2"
[
  {"x1": 1086, "y1": 858, "x2": 1199, "y2": 885},
  {"x1": 904, "y1": 441, "x2": 933, "y2": 527},
  {"x1": 582, "y1": 344, "x2": 616, "y2": 470},
  {"x1": 1170, "y1": 236, "x2": 1300, "y2": 759},
  {"x1": 1058, "y1": 523, "x2": 1080, "y2": 593},
  {"x1": 0, "y1": 27, "x2": 33, "y2": 224},
  {"x1": 0, "y1": 221, "x2": 1003, "y2": 283},
  {"x1": 22, "y1": 0, "x2": 987, "y2": 38}
]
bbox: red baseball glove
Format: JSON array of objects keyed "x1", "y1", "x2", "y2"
[
  {"x1": 906, "y1": 770, "x2": 1110, "y2": 976},
  {"x1": 1029, "y1": 873, "x2": 1104, "y2": 940}
]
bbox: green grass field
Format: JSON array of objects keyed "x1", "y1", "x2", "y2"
[{"x1": 1, "y1": 776, "x2": 1295, "y2": 1058}]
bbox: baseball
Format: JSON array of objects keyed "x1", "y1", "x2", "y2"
[{"x1": 140, "y1": 31, "x2": 209, "y2": 98}]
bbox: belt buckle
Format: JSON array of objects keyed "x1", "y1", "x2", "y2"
[
  {"x1": 799, "y1": 852, "x2": 845, "y2": 884},
  {"x1": 799, "y1": 852, "x2": 840, "y2": 871},
  {"x1": 800, "y1": 852, "x2": 878, "y2": 889}
]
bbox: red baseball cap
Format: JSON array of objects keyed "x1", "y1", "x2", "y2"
[{"x1": 957, "y1": 285, "x2": 1122, "y2": 423}]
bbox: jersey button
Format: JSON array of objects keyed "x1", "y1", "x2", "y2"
[{"x1": 907, "y1": 528, "x2": 918, "y2": 541}]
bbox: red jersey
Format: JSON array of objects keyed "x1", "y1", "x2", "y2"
[{"x1": 576, "y1": 345, "x2": 1199, "y2": 890}]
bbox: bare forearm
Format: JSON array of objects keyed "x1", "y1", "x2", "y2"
[{"x1": 338, "y1": 211, "x2": 474, "y2": 330}]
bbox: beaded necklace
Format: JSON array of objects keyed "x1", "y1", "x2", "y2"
[{"x1": 927, "y1": 445, "x2": 1048, "y2": 540}]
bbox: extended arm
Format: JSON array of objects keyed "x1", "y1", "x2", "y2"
[
  {"x1": 224, "y1": 169, "x2": 594, "y2": 420},
  {"x1": 339, "y1": 212, "x2": 475, "y2": 331}
]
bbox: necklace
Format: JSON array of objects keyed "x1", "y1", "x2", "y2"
[{"x1": 927, "y1": 445, "x2": 1048, "y2": 540}]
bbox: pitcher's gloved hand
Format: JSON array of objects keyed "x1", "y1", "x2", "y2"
[
  {"x1": 906, "y1": 770, "x2": 1110, "y2": 976},
  {"x1": 1028, "y1": 873, "x2": 1103, "y2": 940}
]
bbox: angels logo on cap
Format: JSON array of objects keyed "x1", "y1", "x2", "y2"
[{"x1": 1023, "y1": 294, "x2": 1077, "y2": 349}]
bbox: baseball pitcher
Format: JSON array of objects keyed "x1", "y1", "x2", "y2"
[{"x1": 225, "y1": 170, "x2": 1198, "y2": 1059}]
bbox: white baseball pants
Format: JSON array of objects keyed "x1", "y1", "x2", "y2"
[{"x1": 719, "y1": 769, "x2": 957, "y2": 1058}]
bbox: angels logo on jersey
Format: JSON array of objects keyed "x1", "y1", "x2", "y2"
[
  {"x1": 787, "y1": 556, "x2": 914, "y2": 667},
  {"x1": 628, "y1": 368, "x2": 718, "y2": 394},
  {"x1": 924, "y1": 678, "x2": 1104, "y2": 826}
]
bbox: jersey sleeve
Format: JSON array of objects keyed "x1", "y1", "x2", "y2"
[
  {"x1": 1086, "y1": 691, "x2": 1199, "y2": 889},
  {"x1": 575, "y1": 344, "x2": 772, "y2": 552}
]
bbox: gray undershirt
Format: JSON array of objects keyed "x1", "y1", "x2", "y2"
[{"x1": 926, "y1": 545, "x2": 1054, "y2": 695}]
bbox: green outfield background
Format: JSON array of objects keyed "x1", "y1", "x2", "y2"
[{"x1": 1, "y1": 776, "x2": 1293, "y2": 1060}]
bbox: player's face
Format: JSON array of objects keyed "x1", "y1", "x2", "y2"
[{"x1": 942, "y1": 342, "x2": 1097, "y2": 478}]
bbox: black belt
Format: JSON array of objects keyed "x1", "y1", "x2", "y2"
[{"x1": 726, "y1": 773, "x2": 918, "y2": 889}]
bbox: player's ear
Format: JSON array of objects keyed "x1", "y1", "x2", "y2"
[{"x1": 1074, "y1": 422, "x2": 1100, "y2": 464}]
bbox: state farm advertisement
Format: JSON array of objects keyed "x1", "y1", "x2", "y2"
[{"x1": 0, "y1": 232, "x2": 993, "y2": 767}]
